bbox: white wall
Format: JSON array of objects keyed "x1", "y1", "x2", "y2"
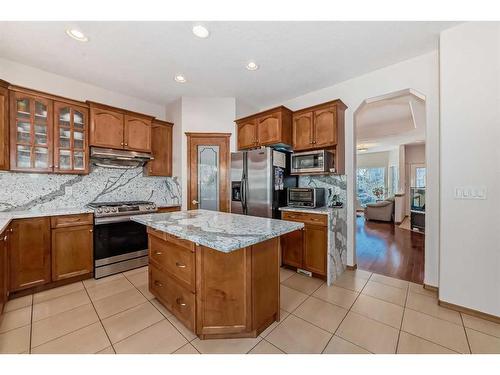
[
  {"x1": 404, "y1": 144, "x2": 426, "y2": 214},
  {"x1": 0, "y1": 57, "x2": 166, "y2": 119},
  {"x1": 166, "y1": 97, "x2": 236, "y2": 210},
  {"x1": 270, "y1": 51, "x2": 440, "y2": 287},
  {"x1": 439, "y1": 22, "x2": 500, "y2": 316},
  {"x1": 388, "y1": 147, "x2": 400, "y2": 194}
]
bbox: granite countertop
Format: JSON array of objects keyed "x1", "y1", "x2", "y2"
[
  {"x1": 279, "y1": 205, "x2": 344, "y2": 215},
  {"x1": 0, "y1": 207, "x2": 94, "y2": 233},
  {"x1": 132, "y1": 209, "x2": 304, "y2": 253}
]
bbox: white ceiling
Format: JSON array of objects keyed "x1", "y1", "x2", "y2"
[
  {"x1": 356, "y1": 91, "x2": 426, "y2": 153},
  {"x1": 0, "y1": 21, "x2": 456, "y2": 109}
]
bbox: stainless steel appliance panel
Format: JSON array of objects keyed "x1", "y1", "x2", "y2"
[
  {"x1": 230, "y1": 151, "x2": 245, "y2": 214},
  {"x1": 246, "y1": 148, "x2": 272, "y2": 218}
]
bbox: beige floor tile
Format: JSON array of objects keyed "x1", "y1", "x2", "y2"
[
  {"x1": 281, "y1": 274, "x2": 324, "y2": 295},
  {"x1": 3, "y1": 295, "x2": 33, "y2": 313},
  {"x1": 102, "y1": 302, "x2": 163, "y2": 344},
  {"x1": 136, "y1": 283, "x2": 155, "y2": 300},
  {"x1": 466, "y1": 328, "x2": 500, "y2": 354},
  {"x1": 406, "y1": 292, "x2": 462, "y2": 325},
  {"x1": 351, "y1": 294, "x2": 404, "y2": 329},
  {"x1": 93, "y1": 288, "x2": 147, "y2": 319},
  {"x1": 0, "y1": 306, "x2": 31, "y2": 333},
  {"x1": 402, "y1": 308, "x2": 469, "y2": 353},
  {"x1": 150, "y1": 298, "x2": 173, "y2": 318},
  {"x1": 462, "y1": 314, "x2": 500, "y2": 338},
  {"x1": 409, "y1": 282, "x2": 437, "y2": 298},
  {"x1": 124, "y1": 270, "x2": 148, "y2": 287},
  {"x1": 322, "y1": 335, "x2": 371, "y2": 354},
  {"x1": 85, "y1": 277, "x2": 135, "y2": 302},
  {"x1": 313, "y1": 284, "x2": 359, "y2": 309},
  {"x1": 332, "y1": 272, "x2": 368, "y2": 292},
  {"x1": 249, "y1": 340, "x2": 285, "y2": 354},
  {"x1": 174, "y1": 343, "x2": 200, "y2": 354},
  {"x1": 0, "y1": 325, "x2": 30, "y2": 354},
  {"x1": 192, "y1": 337, "x2": 262, "y2": 354},
  {"x1": 114, "y1": 320, "x2": 187, "y2": 354},
  {"x1": 346, "y1": 269, "x2": 372, "y2": 280},
  {"x1": 31, "y1": 303, "x2": 98, "y2": 348},
  {"x1": 122, "y1": 266, "x2": 148, "y2": 278},
  {"x1": 259, "y1": 309, "x2": 290, "y2": 338},
  {"x1": 397, "y1": 332, "x2": 457, "y2": 354},
  {"x1": 167, "y1": 314, "x2": 197, "y2": 341},
  {"x1": 280, "y1": 285, "x2": 308, "y2": 313},
  {"x1": 32, "y1": 322, "x2": 111, "y2": 354},
  {"x1": 293, "y1": 296, "x2": 347, "y2": 333},
  {"x1": 362, "y1": 280, "x2": 407, "y2": 306},
  {"x1": 33, "y1": 290, "x2": 90, "y2": 322},
  {"x1": 267, "y1": 315, "x2": 332, "y2": 354},
  {"x1": 83, "y1": 273, "x2": 125, "y2": 288},
  {"x1": 97, "y1": 346, "x2": 115, "y2": 354},
  {"x1": 336, "y1": 311, "x2": 399, "y2": 354},
  {"x1": 33, "y1": 282, "x2": 83, "y2": 304},
  {"x1": 370, "y1": 273, "x2": 409, "y2": 289},
  {"x1": 280, "y1": 267, "x2": 296, "y2": 282}
]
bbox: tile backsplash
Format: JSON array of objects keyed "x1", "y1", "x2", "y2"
[
  {"x1": 298, "y1": 174, "x2": 347, "y2": 207},
  {"x1": 0, "y1": 166, "x2": 181, "y2": 212}
]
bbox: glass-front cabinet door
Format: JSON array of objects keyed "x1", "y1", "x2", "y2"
[
  {"x1": 10, "y1": 92, "x2": 53, "y2": 172},
  {"x1": 54, "y1": 102, "x2": 89, "y2": 174}
]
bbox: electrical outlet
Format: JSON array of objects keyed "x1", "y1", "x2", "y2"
[
  {"x1": 65, "y1": 186, "x2": 73, "y2": 196},
  {"x1": 454, "y1": 186, "x2": 487, "y2": 200}
]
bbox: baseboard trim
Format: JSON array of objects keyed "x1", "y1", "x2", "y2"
[
  {"x1": 423, "y1": 283, "x2": 439, "y2": 292},
  {"x1": 438, "y1": 300, "x2": 500, "y2": 324},
  {"x1": 346, "y1": 264, "x2": 357, "y2": 271}
]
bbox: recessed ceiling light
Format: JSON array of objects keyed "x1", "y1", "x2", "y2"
[
  {"x1": 65, "y1": 28, "x2": 88, "y2": 42},
  {"x1": 192, "y1": 25, "x2": 210, "y2": 39},
  {"x1": 246, "y1": 61, "x2": 259, "y2": 71},
  {"x1": 174, "y1": 74, "x2": 187, "y2": 83}
]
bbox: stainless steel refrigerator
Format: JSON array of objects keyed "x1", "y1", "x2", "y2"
[{"x1": 231, "y1": 147, "x2": 297, "y2": 218}]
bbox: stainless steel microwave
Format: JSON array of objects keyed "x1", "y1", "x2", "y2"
[
  {"x1": 290, "y1": 150, "x2": 334, "y2": 174},
  {"x1": 287, "y1": 188, "x2": 325, "y2": 208}
]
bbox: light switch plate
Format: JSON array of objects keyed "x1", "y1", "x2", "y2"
[{"x1": 454, "y1": 186, "x2": 487, "y2": 200}]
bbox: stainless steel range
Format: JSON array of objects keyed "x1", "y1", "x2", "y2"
[{"x1": 88, "y1": 201, "x2": 157, "y2": 278}]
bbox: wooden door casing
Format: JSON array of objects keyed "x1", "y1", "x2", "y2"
[
  {"x1": 0, "y1": 82, "x2": 9, "y2": 171},
  {"x1": 313, "y1": 106, "x2": 337, "y2": 148},
  {"x1": 124, "y1": 114, "x2": 152, "y2": 152},
  {"x1": 89, "y1": 107, "x2": 124, "y2": 149},
  {"x1": 145, "y1": 120, "x2": 173, "y2": 176},
  {"x1": 292, "y1": 111, "x2": 314, "y2": 151},
  {"x1": 0, "y1": 228, "x2": 8, "y2": 313},
  {"x1": 186, "y1": 132, "x2": 231, "y2": 212},
  {"x1": 9, "y1": 218, "x2": 51, "y2": 291},
  {"x1": 51, "y1": 224, "x2": 93, "y2": 281},
  {"x1": 303, "y1": 224, "x2": 327, "y2": 276},
  {"x1": 281, "y1": 229, "x2": 304, "y2": 268},
  {"x1": 236, "y1": 120, "x2": 257, "y2": 150}
]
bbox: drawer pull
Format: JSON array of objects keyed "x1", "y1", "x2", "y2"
[
  {"x1": 176, "y1": 298, "x2": 187, "y2": 307},
  {"x1": 175, "y1": 262, "x2": 186, "y2": 269},
  {"x1": 154, "y1": 280, "x2": 163, "y2": 287},
  {"x1": 155, "y1": 251, "x2": 163, "y2": 256}
]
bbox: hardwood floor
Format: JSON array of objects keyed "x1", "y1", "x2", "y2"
[{"x1": 355, "y1": 215, "x2": 424, "y2": 284}]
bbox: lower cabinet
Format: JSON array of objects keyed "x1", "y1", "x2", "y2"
[
  {"x1": 281, "y1": 211, "x2": 327, "y2": 277},
  {"x1": 9, "y1": 218, "x2": 51, "y2": 291}
]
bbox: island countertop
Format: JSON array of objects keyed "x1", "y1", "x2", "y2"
[{"x1": 131, "y1": 209, "x2": 304, "y2": 253}]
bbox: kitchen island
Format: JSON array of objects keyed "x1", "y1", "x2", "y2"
[{"x1": 132, "y1": 209, "x2": 303, "y2": 340}]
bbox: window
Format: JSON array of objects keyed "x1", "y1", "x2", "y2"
[
  {"x1": 415, "y1": 167, "x2": 426, "y2": 188},
  {"x1": 390, "y1": 166, "x2": 399, "y2": 194},
  {"x1": 356, "y1": 167, "x2": 386, "y2": 207}
]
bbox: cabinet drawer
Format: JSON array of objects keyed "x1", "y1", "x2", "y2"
[
  {"x1": 147, "y1": 227, "x2": 194, "y2": 251},
  {"x1": 149, "y1": 263, "x2": 195, "y2": 331},
  {"x1": 149, "y1": 235, "x2": 195, "y2": 292},
  {"x1": 51, "y1": 213, "x2": 93, "y2": 228},
  {"x1": 282, "y1": 211, "x2": 327, "y2": 226}
]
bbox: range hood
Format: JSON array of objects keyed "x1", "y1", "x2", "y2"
[{"x1": 90, "y1": 147, "x2": 153, "y2": 169}]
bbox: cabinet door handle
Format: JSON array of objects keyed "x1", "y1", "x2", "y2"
[
  {"x1": 120, "y1": 142, "x2": 124, "y2": 146},
  {"x1": 155, "y1": 251, "x2": 163, "y2": 256},
  {"x1": 154, "y1": 280, "x2": 163, "y2": 287},
  {"x1": 175, "y1": 262, "x2": 186, "y2": 269},
  {"x1": 176, "y1": 298, "x2": 187, "y2": 307},
  {"x1": 89, "y1": 229, "x2": 93, "y2": 232},
  {"x1": 124, "y1": 143, "x2": 128, "y2": 146}
]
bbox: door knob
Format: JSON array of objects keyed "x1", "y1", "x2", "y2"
[{"x1": 192, "y1": 200, "x2": 199, "y2": 205}]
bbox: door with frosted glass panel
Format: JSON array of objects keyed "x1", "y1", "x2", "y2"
[
  {"x1": 10, "y1": 92, "x2": 53, "y2": 172},
  {"x1": 54, "y1": 102, "x2": 89, "y2": 174},
  {"x1": 187, "y1": 133, "x2": 230, "y2": 212}
]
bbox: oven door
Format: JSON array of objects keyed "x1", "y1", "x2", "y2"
[{"x1": 93, "y1": 216, "x2": 148, "y2": 266}]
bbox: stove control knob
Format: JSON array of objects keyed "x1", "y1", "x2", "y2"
[
  {"x1": 96, "y1": 208, "x2": 102, "y2": 214},
  {"x1": 104, "y1": 208, "x2": 110, "y2": 213},
  {"x1": 112, "y1": 207, "x2": 118, "y2": 212}
]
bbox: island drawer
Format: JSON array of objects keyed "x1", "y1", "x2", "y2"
[
  {"x1": 281, "y1": 211, "x2": 327, "y2": 226},
  {"x1": 50, "y1": 213, "x2": 93, "y2": 228},
  {"x1": 149, "y1": 235, "x2": 195, "y2": 292},
  {"x1": 149, "y1": 263, "x2": 195, "y2": 331},
  {"x1": 147, "y1": 227, "x2": 195, "y2": 251}
]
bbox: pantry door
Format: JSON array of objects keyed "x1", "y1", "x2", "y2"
[{"x1": 186, "y1": 133, "x2": 231, "y2": 212}]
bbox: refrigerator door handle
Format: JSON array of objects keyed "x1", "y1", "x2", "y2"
[{"x1": 242, "y1": 177, "x2": 248, "y2": 214}]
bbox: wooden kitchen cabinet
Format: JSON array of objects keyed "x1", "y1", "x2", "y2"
[
  {"x1": 0, "y1": 80, "x2": 9, "y2": 171},
  {"x1": 9, "y1": 217, "x2": 51, "y2": 291},
  {"x1": 281, "y1": 228, "x2": 303, "y2": 268},
  {"x1": 124, "y1": 114, "x2": 151, "y2": 152},
  {"x1": 0, "y1": 227, "x2": 9, "y2": 313},
  {"x1": 51, "y1": 224, "x2": 93, "y2": 281},
  {"x1": 235, "y1": 106, "x2": 292, "y2": 150},
  {"x1": 292, "y1": 111, "x2": 314, "y2": 150},
  {"x1": 145, "y1": 119, "x2": 173, "y2": 176},
  {"x1": 303, "y1": 224, "x2": 327, "y2": 275}
]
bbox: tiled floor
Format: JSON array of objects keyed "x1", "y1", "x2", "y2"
[{"x1": 1, "y1": 266, "x2": 499, "y2": 354}]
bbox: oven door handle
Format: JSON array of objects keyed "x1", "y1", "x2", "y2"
[{"x1": 94, "y1": 215, "x2": 135, "y2": 225}]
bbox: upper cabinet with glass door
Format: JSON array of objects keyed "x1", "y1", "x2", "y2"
[
  {"x1": 53, "y1": 102, "x2": 89, "y2": 174},
  {"x1": 9, "y1": 92, "x2": 53, "y2": 172}
]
